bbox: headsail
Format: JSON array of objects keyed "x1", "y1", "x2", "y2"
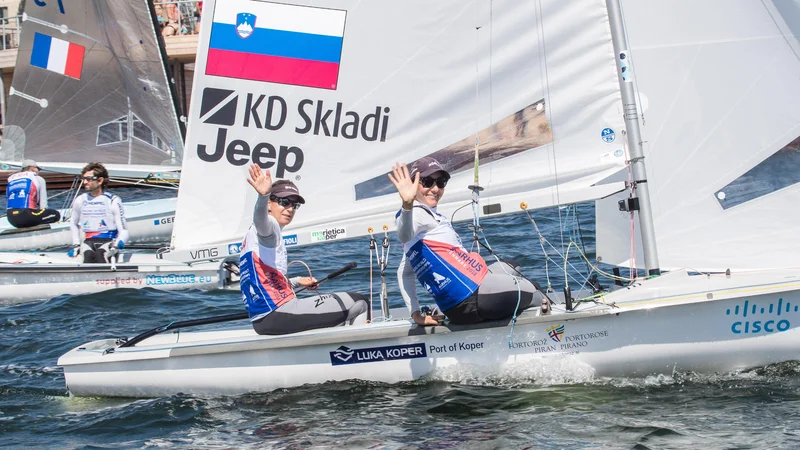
[
  {"x1": 170, "y1": 0, "x2": 628, "y2": 261},
  {"x1": 596, "y1": 0, "x2": 800, "y2": 271},
  {"x1": 1, "y1": 0, "x2": 185, "y2": 173}
]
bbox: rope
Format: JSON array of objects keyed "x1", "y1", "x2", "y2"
[
  {"x1": 473, "y1": 228, "x2": 524, "y2": 346},
  {"x1": 287, "y1": 259, "x2": 322, "y2": 302}
]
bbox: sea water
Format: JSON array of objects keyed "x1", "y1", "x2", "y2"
[{"x1": 2, "y1": 188, "x2": 799, "y2": 449}]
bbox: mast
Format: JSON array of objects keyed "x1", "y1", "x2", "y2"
[{"x1": 605, "y1": 0, "x2": 661, "y2": 276}]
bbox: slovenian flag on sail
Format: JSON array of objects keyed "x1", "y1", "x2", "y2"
[
  {"x1": 30, "y1": 32, "x2": 85, "y2": 80},
  {"x1": 206, "y1": 0, "x2": 346, "y2": 90}
]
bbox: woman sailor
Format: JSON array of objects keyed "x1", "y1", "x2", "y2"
[
  {"x1": 240, "y1": 164, "x2": 368, "y2": 335},
  {"x1": 388, "y1": 157, "x2": 542, "y2": 326}
]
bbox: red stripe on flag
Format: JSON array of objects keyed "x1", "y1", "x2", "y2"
[
  {"x1": 206, "y1": 48, "x2": 340, "y2": 90},
  {"x1": 63, "y1": 42, "x2": 84, "y2": 80}
]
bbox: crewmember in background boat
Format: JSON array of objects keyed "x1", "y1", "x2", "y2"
[
  {"x1": 5, "y1": 159, "x2": 61, "y2": 229},
  {"x1": 67, "y1": 162, "x2": 129, "y2": 263},
  {"x1": 389, "y1": 157, "x2": 544, "y2": 326},
  {"x1": 240, "y1": 163, "x2": 369, "y2": 335}
]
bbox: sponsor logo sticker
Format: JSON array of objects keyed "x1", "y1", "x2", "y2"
[
  {"x1": 283, "y1": 234, "x2": 298, "y2": 246},
  {"x1": 154, "y1": 216, "x2": 175, "y2": 226},
  {"x1": 330, "y1": 343, "x2": 427, "y2": 366},
  {"x1": 311, "y1": 227, "x2": 346, "y2": 242},
  {"x1": 601, "y1": 127, "x2": 615, "y2": 143},
  {"x1": 508, "y1": 325, "x2": 609, "y2": 354},
  {"x1": 727, "y1": 298, "x2": 797, "y2": 335},
  {"x1": 145, "y1": 273, "x2": 214, "y2": 286},
  {"x1": 547, "y1": 324, "x2": 565, "y2": 342}
]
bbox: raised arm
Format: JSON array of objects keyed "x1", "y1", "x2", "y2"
[
  {"x1": 247, "y1": 164, "x2": 281, "y2": 246},
  {"x1": 388, "y1": 162, "x2": 422, "y2": 243}
]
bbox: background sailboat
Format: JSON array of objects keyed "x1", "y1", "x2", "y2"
[{"x1": 0, "y1": 0, "x2": 185, "y2": 250}]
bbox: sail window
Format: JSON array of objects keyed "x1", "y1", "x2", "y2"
[
  {"x1": 715, "y1": 136, "x2": 800, "y2": 209},
  {"x1": 96, "y1": 115, "x2": 168, "y2": 153}
]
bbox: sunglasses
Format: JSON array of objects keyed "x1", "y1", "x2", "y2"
[
  {"x1": 270, "y1": 196, "x2": 302, "y2": 209},
  {"x1": 420, "y1": 176, "x2": 449, "y2": 189},
  {"x1": 81, "y1": 175, "x2": 100, "y2": 181}
]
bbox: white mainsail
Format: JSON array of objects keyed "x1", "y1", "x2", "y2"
[
  {"x1": 170, "y1": 0, "x2": 628, "y2": 260},
  {"x1": 596, "y1": 0, "x2": 800, "y2": 271},
  {"x1": 1, "y1": 0, "x2": 184, "y2": 172}
]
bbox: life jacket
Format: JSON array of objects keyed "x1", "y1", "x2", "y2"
[
  {"x1": 239, "y1": 224, "x2": 296, "y2": 321},
  {"x1": 74, "y1": 192, "x2": 124, "y2": 239},
  {"x1": 399, "y1": 204, "x2": 488, "y2": 311},
  {"x1": 6, "y1": 172, "x2": 42, "y2": 209}
]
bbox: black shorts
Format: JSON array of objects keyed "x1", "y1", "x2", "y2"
[
  {"x1": 82, "y1": 238, "x2": 114, "y2": 264},
  {"x1": 7, "y1": 208, "x2": 61, "y2": 228}
]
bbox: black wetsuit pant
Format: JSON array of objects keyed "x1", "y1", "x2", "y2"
[
  {"x1": 443, "y1": 260, "x2": 544, "y2": 325},
  {"x1": 7, "y1": 208, "x2": 61, "y2": 228},
  {"x1": 81, "y1": 238, "x2": 115, "y2": 264},
  {"x1": 253, "y1": 292, "x2": 368, "y2": 335}
]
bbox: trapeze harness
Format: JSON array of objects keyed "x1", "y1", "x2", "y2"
[
  {"x1": 5, "y1": 172, "x2": 60, "y2": 228},
  {"x1": 70, "y1": 192, "x2": 128, "y2": 263},
  {"x1": 239, "y1": 214, "x2": 367, "y2": 336},
  {"x1": 399, "y1": 204, "x2": 540, "y2": 324}
]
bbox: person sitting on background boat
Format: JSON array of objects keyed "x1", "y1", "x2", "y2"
[
  {"x1": 388, "y1": 157, "x2": 543, "y2": 327},
  {"x1": 240, "y1": 163, "x2": 369, "y2": 335},
  {"x1": 5, "y1": 159, "x2": 61, "y2": 229},
  {"x1": 67, "y1": 162, "x2": 129, "y2": 264}
]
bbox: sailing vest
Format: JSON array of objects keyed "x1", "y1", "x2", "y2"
[
  {"x1": 399, "y1": 205, "x2": 488, "y2": 311},
  {"x1": 74, "y1": 192, "x2": 123, "y2": 239},
  {"x1": 239, "y1": 225, "x2": 296, "y2": 321},
  {"x1": 6, "y1": 172, "x2": 43, "y2": 209}
]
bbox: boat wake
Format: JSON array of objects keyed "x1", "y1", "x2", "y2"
[{"x1": 426, "y1": 353, "x2": 597, "y2": 387}]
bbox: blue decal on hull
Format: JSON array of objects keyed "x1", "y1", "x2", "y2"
[
  {"x1": 727, "y1": 298, "x2": 797, "y2": 335},
  {"x1": 330, "y1": 343, "x2": 427, "y2": 366}
]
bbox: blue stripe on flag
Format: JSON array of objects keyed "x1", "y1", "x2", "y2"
[
  {"x1": 209, "y1": 23, "x2": 343, "y2": 63},
  {"x1": 30, "y1": 32, "x2": 52, "y2": 69}
]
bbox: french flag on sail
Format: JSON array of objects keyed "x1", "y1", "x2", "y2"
[
  {"x1": 30, "y1": 32, "x2": 85, "y2": 80},
  {"x1": 206, "y1": 0, "x2": 346, "y2": 90}
]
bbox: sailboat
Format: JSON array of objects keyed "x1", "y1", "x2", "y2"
[
  {"x1": 0, "y1": 1, "x2": 245, "y2": 305},
  {"x1": 58, "y1": 0, "x2": 800, "y2": 397},
  {"x1": 0, "y1": 0, "x2": 184, "y2": 251}
]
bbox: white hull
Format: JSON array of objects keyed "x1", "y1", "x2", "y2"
[
  {"x1": 0, "y1": 250, "x2": 237, "y2": 305},
  {"x1": 0, "y1": 197, "x2": 177, "y2": 251},
  {"x1": 59, "y1": 268, "x2": 800, "y2": 397}
]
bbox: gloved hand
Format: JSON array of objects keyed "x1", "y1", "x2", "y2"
[
  {"x1": 116, "y1": 240, "x2": 125, "y2": 250},
  {"x1": 67, "y1": 245, "x2": 80, "y2": 257}
]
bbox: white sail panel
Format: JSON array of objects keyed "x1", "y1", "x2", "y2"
[
  {"x1": 597, "y1": 0, "x2": 800, "y2": 271},
  {"x1": 171, "y1": 0, "x2": 626, "y2": 258},
  {"x1": 2, "y1": 0, "x2": 184, "y2": 169}
]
